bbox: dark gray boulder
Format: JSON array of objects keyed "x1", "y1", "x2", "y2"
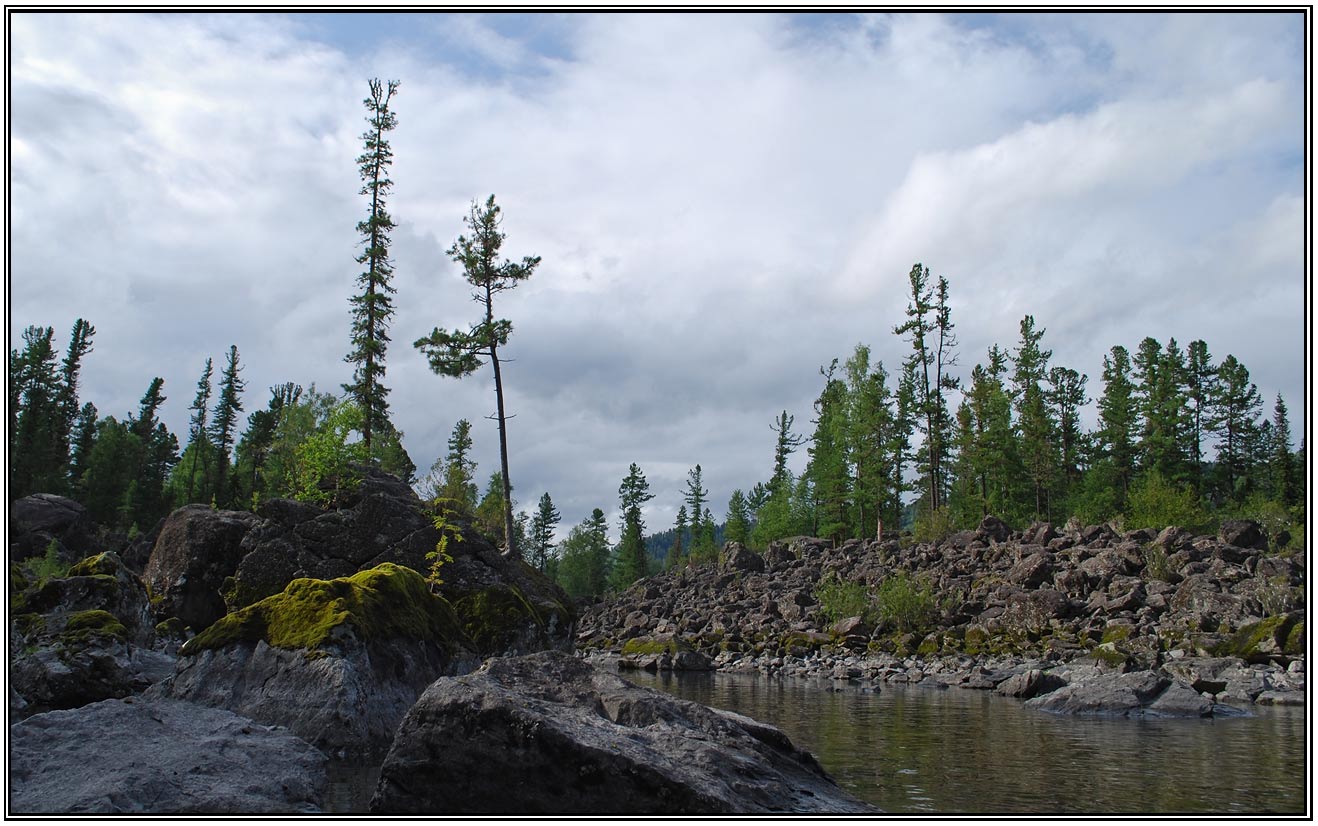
[
  {"x1": 995, "y1": 668, "x2": 1068, "y2": 699},
  {"x1": 10, "y1": 493, "x2": 104, "y2": 565},
  {"x1": 9, "y1": 697, "x2": 325, "y2": 814},
  {"x1": 721, "y1": 541, "x2": 765, "y2": 573},
  {"x1": 371, "y1": 651, "x2": 876, "y2": 814},
  {"x1": 1219, "y1": 520, "x2": 1268, "y2": 551},
  {"x1": 1025, "y1": 670, "x2": 1240, "y2": 718},
  {"x1": 143, "y1": 505, "x2": 261, "y2": 631}
]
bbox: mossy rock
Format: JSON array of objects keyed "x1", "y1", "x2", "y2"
[
  {"x1": 962, "y1": 625, "x2": 989, "y2": 656},
  {"x1": 1090, "y1": 642, "x2": 1129, "y2": 668},
  {"x1": 181, "y1": 563, "x2": 466, "y2": 656},
  {"x1": 67, "y1": 553, "x2": 120, "y2": 578},
  {"x1": 13, "y1": 612, "x2": 45, "y2": 636},
  {"x1": 1284, "y1": 622, "x2": 1304, "y2": 656},
  {"x1": 451, "y1": 585, "x2": 551, "y2": 655},
  {"x1": 1212, "y1": 614, "x2": 1301, "y2": 662},
  {"x1": 621, "y1": 637, "x2": 694, "y2": 657},
  {"x1": 155, "y1": 617, "x2": 188, "y2": 639},
  {"x1": 1100, "y1": 623, "x2": 1135, "y2": 645},
  {"x1": 61, "y1": 609, "x2": 128, "y2": 643}
]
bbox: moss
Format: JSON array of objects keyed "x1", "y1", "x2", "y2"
[
  {"x1": 452, "y1": 585, "x2": 546, "y2": 654},
  {"x1": 1211, "y1": 615, "x2": 1298, "y2": 661},
  {"x1": 1284, "y1": 622, "x2": 1304, "y2": 656},
  {"x1": 62, "y1": 609, "x2": 128, "y2": 642},
  {"x1": 621, "y1": 637, "x2": 691, "y2": 657},
  {"x1": 1100, "y1": 624, "x2": 1134, "y2": 644},
  {"x1": 220, "y1": 576, "x2": 265, "y2": 612},
  {"x1": 13, "y1": 612, "x2": 45, "y2": 636},
  {"x1": 67, "y1": 553, "x2": 119, "y2": 578},
  {"x1": 1091, "y1": 642, "x2": 1128, "y2": 668},
  {"x1": 963, "y1": 626, "x2": 988, "y2": 656},
  {"x1": 181, "y1": 563, "x2": 466, "y2": 656},
  {"x1": 155, "y1": 617, "x2": 187, "y2": 638},
  {"x1": 916, "y1": 634, "x2": 940, "y2": 656}
]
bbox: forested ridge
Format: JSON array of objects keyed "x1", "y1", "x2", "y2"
[{"x1": 10, "y1": 79, "x2": 1305, "y2": 603}]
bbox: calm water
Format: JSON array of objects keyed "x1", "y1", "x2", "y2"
[{"x1": 625, "y1": 669, "x2": 1308, "y2": 815}]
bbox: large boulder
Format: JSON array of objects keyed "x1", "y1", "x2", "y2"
[
  {"x1": 153, "y1": 563, "x2": 478, "y2": 760},
  {"x1": 10, "y1": 552, "x2": 172, "y2": 712},
  {"x1": 9, "y1": 697, "x2": 325, "y2": 814},
  {"x1": 721, "y1": 542, "x2": 765, "y2": 573},
  {"x1": 143, "y1": 505, "x2": 261, "y2": 631},
  {"x1": 9, "y1": 493, "x2": 104, "y2": 565},
  {"x1": 1218, "y1": 520, "x2": 1268, "y2": 551},
  {"x1": 1025, "y1": 670, "x2": 1241, "y2": 718},
  {"x1": 224, "y1": 468, "x2": 574, "y2": 657},
  {"x1": 371, "y1": 651, "x2": 876, "y2": 814}
]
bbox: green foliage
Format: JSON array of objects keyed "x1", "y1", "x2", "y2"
[
  {"x1": 1123, "y1": 470, "x2": 1206, "y2": 531},
  {"x1": 875, "y1": 572, "x2": 939, "y2": 633},
  {"x1": 1141, "y1": 543, "x2": 1174, "y2": 582},
  {"x1": 23, "y1": 540, "x2": 67, "y2": 582},
  {"x1": 912, "y1": 504, "x2": 956, "y2": 543},
  {"x1": 554, "y1": 509, "x2": 611, "y2": 599},
  {"x1": 528, "y1": 491, "x2": 561, "y2": 573},
  {"x1": 290, "y1": 399, "x2": 368, "y2": 503},
  {"x1": 724, "y1": 489, "x2": 751, "y2": 546},
  {"x1": 814, "y1": 572, "x2": 876, "y2": 626},
  {"x1": 425, "y1": 503, "x2": 463, "y2": 590}
]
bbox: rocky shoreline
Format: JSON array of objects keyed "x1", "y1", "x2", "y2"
[{"x1": 575, "y1": 518, "x2": 1306, "y2": 716}]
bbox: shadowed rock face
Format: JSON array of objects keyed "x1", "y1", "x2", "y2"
[
  {"x1": 371, "y1": 650, "x2": 877, "y2": 815},
  {"x1": 10, "y1": 493, "x2": 104, "y2": 565},
  {"x1": 9, "y1": 697, "x2": 326, "y2": 814},
  {"x1": 143, "y1": 505, "x2": 261, "y2": 632}
]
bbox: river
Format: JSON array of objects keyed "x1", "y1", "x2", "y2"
[{"x1": 624, "y1": 669, "x2": 1307, "y2": 815}]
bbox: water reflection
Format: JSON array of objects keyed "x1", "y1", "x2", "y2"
[{"x1": 628, "y1": 670, "x2": 1306, "y2": 814}]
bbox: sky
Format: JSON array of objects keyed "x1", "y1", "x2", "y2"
[{"x1": 8, "y1": 11, "x2": 1308, "y2": 541}]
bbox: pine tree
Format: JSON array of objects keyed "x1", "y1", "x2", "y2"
[
  {"x1": 893, "y1": 264, "x2": 957, "y2": 513},
  {"x1": 415, "y1": 195, "x2": 541, "y2": 558},
  {"x1": 724, "y1": 490, "x2": 751, "y2": 545},
  {"x1": 1208, "y1": 354, "x2": 1261, "y2": 501},
  {"x1": 1268, "y1": 394, "x2": 1298, "y2": 506},
  {"x1": 529, "y1": 492, "x2": 561, "y2": 573},
  {"x1": 806, "y1": 360, "x2": 851, "y2": 542},
  {"x1": 1047, "y1": 366, "x2": 1088, "y2": 494},
  {"x1": 209, "y1": 345, "x2": 246, "y2": 507},
  {"x1": 1096, "y1": 345, "x2": 1138, "y2": 504},
  {"x1": 69, "y1": 401, "x2": 98, "y2": 492},
  {"x1": 181, "y1": 357, "x2": 215, "y2": 504},
  {"x1": 1184, "y1": 339, "x2": 1216, "y2": 485},
  {"x1": 843, "y1": 344, "x2": 899, "y2": 541},
  {"x1": 442, "y1": 419, "x2": 479, "y2": 511},
  {"x1": 770, "y1": 410, "x2": 805, "y2": 492},
  {"x1": 344, "y1": 78, "x2": 400, "y2": 455},
  {"x1": 12, "y1": 326, "x2": 62, "y2": 497},
  {"x1": 1012, "y1": 315, "x2": 1056, "y2": 519},
  {"x1": 612, "y1": 463, "x2": 653, "y2": 588},
  {"x1": 54, "y1": 318, "x2": 95, "y2": 485},
  {"x1": 234, "y1": 383, "x2": 300, "y2": 507},
  {"x1": 475, "y1": 471, "x2": 511, "y2": 541},
  {"x1": 665, "y1": 504, "x2": 689, "y2": 569},
  {"x1": 684, "y1": 464, "x2": 710, "y2": 555}
]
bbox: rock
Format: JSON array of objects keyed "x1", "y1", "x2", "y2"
[
  {"x1": 762, "y1": 542, "x2": 795, "y2": 569},
  {"x1": 976, "y1": 515, "x2": 1011, "y2": 544},
  {"x1": 143, "y1": 504, "x2": 261, "y2": 631},
  {"x1": 619, "y1": 635, "x2": 713, "y2": 671},
  {"x1": 721, "y1": 542, "x2": 765, "y2": 573},
  {"x1": 1218, "y1": 520, "x2": 1268, "y2": 551},
  {"x1": 1006, "y1": 551, "x2": 1054, "y2": 588},
  {"x1": 9, "y1": 697, "x2": 325, "y2": 813},
  {"x1": 995, "y1": 668, "x2": 1067, "y2": 699},
  {"x1": 10, "y1": 493, "x2": 104, "y2": 565},
  {"x1": 1025, "y1": 671, "x2": 1234, "y2": 718},
  {"x1": 10, "y1": 552, "x2": 166, "y2": 712},
  {"x1": 1254, "y1": 690, "x2": 1305, "y2": 706},
  {"x1": 371, "y1": 651, "x2": 875, "y2": 814},
  {"x1": 153, "y1": 563, "x2": 480, "y2": 760}
]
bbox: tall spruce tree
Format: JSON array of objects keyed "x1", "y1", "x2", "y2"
[
  {"x1": 55, "y1": 319, "x2": 95, "y2": 484},
  {"x1": 1208, "y1": 354, "x2": 1261, "y2": 501},
  {"x1": 724, "y1": 489, "x2": 751, "y2": 545},
  {"x1": 209, "y1": 345, "x2": 245, "y2": 507},
  {"x1": 344, "y1": 78, "x2": 400, "y2": 456},
  {"x1": 806, "y1": 360, "x2": 851, "y2": 542},
  {"x1": 415, "y1": 195, "x2": 541, "y2": 558},
  {"x1": 894, "y1": 264, "x2": 957, "y2": 513},
  {"x1": 612, "y1": 463, "x2": 653, "y2": 588},
  {"x1": 181, "y1": 357, "x2": 215, "y2": 504},
  {"x1": 665, "y1": 504, "x2": 689, "y2": 569},
  {"x1": 529, "y1": 492, "x2": 561, "y2": 573},
  {"x1": 1268, "y1": 394, "x2": 1298, "y2": 506},
  {"x1": 1184, "y1": 339, "x2": 1216, "y2": 485},
  {"x1": 11, "y1": 326, "x2": 62, "y2": 498},
  {"x1": 1012, "y1": 315, "x2": 1056, "y2": 519},
  {"x1": 1096, "y1": 344, "x2": 1138, "y2": 504}
]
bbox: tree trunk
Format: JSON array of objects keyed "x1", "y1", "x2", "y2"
[{"x1": 486, "y1": 286, "x2": 517, "y2": 558}]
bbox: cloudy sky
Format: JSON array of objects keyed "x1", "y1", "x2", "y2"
[{"x1": 9, "y1": 11, "x2": 1307, "y2": 539}]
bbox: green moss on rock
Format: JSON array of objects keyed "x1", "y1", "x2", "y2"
[
  {"x1": 62, "y1": 609, "x2": 128, "y2": 641},
  {"x1": 1212, "y1": 614, "x2": 1299, "y2": 661},
  {"x1": 67, "y1": 553, "x2": 119, "y2": 578},
  {"x1": 452, "y1": 585, "x2": 545, "y2": 653},
  {"x1": 181, "y1": 563, "x2": 466, "y2": 656},
  {"x1": 155, "y1": 617, "x2": 188, "y2": 638},
  {"x1": 1284, "y1": 622, "x2": 1304, "y2": 656}
]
